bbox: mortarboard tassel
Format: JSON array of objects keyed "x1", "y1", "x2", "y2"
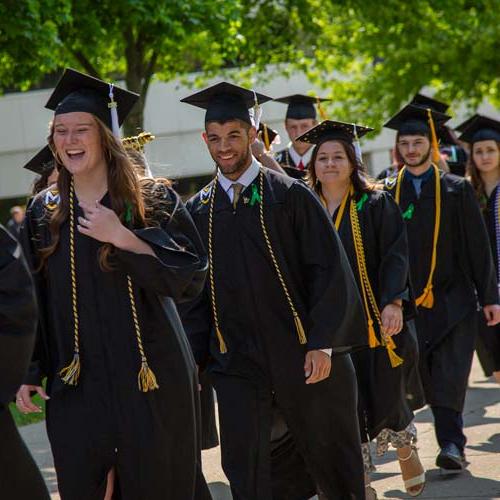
[
  {"x1": 427, "y1": 108, "x2": 441, "y2": 164},
  {"x1": 316, "y1": 97, "x2": 328, "y2": 121},
  {"x1": 251, "y1": 91, "x2": 262, "y2": 130},
  {"x1": 108, "y1": 84, "x2": 121, "y2": 138},
  {"x1": 353, "y1": 124, "x2": 363, "y2": 164}
]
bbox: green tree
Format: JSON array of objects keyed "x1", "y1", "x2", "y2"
[
  {"x1": 0, "y1": 0, "x2": 325, "y2": 134},
  {"x1": 306, "y1": 0, "x2": 500, "y2": 126}
]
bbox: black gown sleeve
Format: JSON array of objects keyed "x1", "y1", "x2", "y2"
[
  {"x1": 460, "y1": 180, "x2": 499, "y2": 306},
  {"x1": 373, "y1": 192, "x2": 411, "y2": 310},
  {"x1": 18, "y1": 202, "x2": 49, "y2": 387},
  {"x1": 116, "y1": 186, "x2": 208, "y2": 303},
  {"x1": 287, "y1": 183, "x2": 366, "y2": 352},
  {"x1": 0, "y1": 225, "x2": 37, "y2": 404},
  {"x1": 177, "y1": 197, "x2": 212, "y2": 367}
]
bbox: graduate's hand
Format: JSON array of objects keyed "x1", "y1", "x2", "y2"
[
  {"x1": 483, "y1": 304, "x2": 500, "y2": 326},
  {"x1": 251, "y1": 137, "x2": 266, "y2": 157},
  {"x1": 381, "y1": 303, "x2": 403, "y2": 337},
  {"x1": 78, "y1": 200, "x2": 125, "y2": 244},
  {"x1": 15, "y1": 385, "x2": 49, "y2": 414},
  {"x1": 304, "y1": 350, "x2": 331, "y2": 384}
]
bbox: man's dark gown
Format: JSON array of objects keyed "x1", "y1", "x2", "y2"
[
  {"x1": 22, "y1": 186, "x2": 211, "y2": 500},
  {"x1": 0, "y1": 225, "x2": 50, "y2": 499},
  {"x1": 183, "y1": 168, "x2": 368, "y2": 500},
  {"x1": 475, "y1": 186, "x2": 500, "y2": 376},
  {"x1": 384, "y1": 170, "x2": 498, "y2": 413},
  {"x1": 333, "y1": 189, "x2": 422, "y2": 441}
]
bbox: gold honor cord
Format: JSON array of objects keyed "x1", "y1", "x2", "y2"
[
  {"x1": 207, "y1": 174, "x2": 228, "y2": 353},
  {"x1": 60, "y1": 179, "x2": 159, "y2": 392},
  {"x1": 207, "y1": 170, "x2": 307, "y2": 354},
  {"x1": 395, "y1": 163, "x2": 441, "y2": 308},
  {"x1": 332, "y1": 185, "x2": 403, "y2": 367}
]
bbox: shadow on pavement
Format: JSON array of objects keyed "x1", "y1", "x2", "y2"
[{"x1": 468, "y1": 433, "x2": 500, "y2": 454}]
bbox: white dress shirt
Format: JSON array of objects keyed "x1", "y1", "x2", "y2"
[
  {"x1": 288, "y1": 143, "x2": 314, "y2": 168},
  {"x1": 217, "y1": 158, "x2": 332, "y2": 358}
]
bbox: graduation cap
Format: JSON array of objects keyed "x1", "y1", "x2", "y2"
[
  {"x1": 411, "y1": 93, "x2": 450, "y2": 114},
  {"x1": 23, "y1": 145, "x2": 55, "y2": 175},
  {"x1": 275, "y1": 94, "x2": 329, "y2": 120},
  {"x1": 457, "y1": 114, "x2": 500, "y2": 144},
  {"x1": 296, "y1": 120, "x2": 373, "y2": 144},
  {"x1": 384, "y1": 104, "x2": 450, "y2": 135},
  {"x1": 180, "y1": 82, "x2": 271, "y2": 127},
  {"x1": 296, "y1": 120, "x2": 373, "y2": 164},
  {"x1": 45, "y1": 68, "x2": 139, "y2": 137},
  {"x1": 258, "y1": 123, "x2": 280, "y2": 151}
]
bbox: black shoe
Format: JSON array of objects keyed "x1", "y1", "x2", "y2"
[{"x1": 436, "y1": 443, "x2": 466, "y2": 472}]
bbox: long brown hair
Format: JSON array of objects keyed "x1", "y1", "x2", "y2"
[
  {"x1": 306, "y1": 138, "x2": 377, "y2": 197},
  {"x1": 467, "y1": 140, "x2": 500, "y2": 209},
  {"x1": 40, "y1": 116, "x2": 146, "y2": 271}
]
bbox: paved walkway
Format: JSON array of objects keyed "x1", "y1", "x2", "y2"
[{"x1": 20, "y1": 355, "x2": 500, "y2": 499}]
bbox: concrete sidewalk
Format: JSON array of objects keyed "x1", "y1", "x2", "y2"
[{"x1": 20, "y1": 355, "x2": 500, "y2": 499}]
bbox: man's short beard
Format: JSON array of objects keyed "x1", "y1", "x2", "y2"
[
  {"x1": 216, "y1": 148, "x2": 252, "y2": 176},
  {"x1": 401, "y1": 146, "x2": 432, "y2": 167}
]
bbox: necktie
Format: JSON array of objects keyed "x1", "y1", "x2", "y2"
[
  {"x1": 297, "y1": 160, "x2": 305, "y2": 171},
  {"x1": 232, "y1": 183, "x2": 244, "y2": 209}
]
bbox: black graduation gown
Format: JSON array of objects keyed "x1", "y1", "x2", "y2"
[
  {"x1": 333, "y1": 189, "x2": 421, "y2": 441},
  {"x1": 21, "y1": 186, "x2": 211, "y2": 500},
  {"x1": 384, "y1": 169, "x2": 498, "y2": 411},
  {"x1": 475, "y1": 186, "x2": 500, "y2": 375},
  {"x1": 274, "y1": 148, "x2": 308, "y2": 179},
  {"x1": 183, "y1": 168, "x2": 368, "y2": 500},
  {"x1": 0, "y1": 225, "x2": 50, "y2": 500}
]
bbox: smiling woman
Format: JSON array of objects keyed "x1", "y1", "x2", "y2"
[{"x1": 17, "y1": 69, "x2": 210, "y2": 500}]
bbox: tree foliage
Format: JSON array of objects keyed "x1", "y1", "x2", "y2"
[
  {"x1": 304, "y1": 0, "x2": 500, "y2": 126},
  {"x1": 1, "y1": 0, "x2": 499, "y2": 133}
]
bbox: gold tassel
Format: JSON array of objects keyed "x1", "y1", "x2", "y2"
[
  {"x1": 294, "y1": 314, "x2": 307, "y2": 345},
  {"x1": 216, "y1": 326, "x2": 228, "y2": 353},
  {"x1": 368, "y1": 320, "x2": 380, "y2": 348},
  {"x1": 386, "y1": 345, "x2": 404, "y2": 368},
  {"x1": 138, "y1": 358, "x2": 159, "y2": 392},
  {"x1": 427, "y1": 108, "x2": 441, "y2": 164},
  {"x1": 317, "y1": 97, "x2": 328, "y2": 120},
  {"x1": 416, "y1": 286, "x2": 434, "y2": 309},
  {"x1": 59, "y1": 353, "x2": 81, "y2": 386}
]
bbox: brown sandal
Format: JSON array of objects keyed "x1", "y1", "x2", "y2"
[{"x1": 398, "y1": 446, "x2": 426, "y2": 497}]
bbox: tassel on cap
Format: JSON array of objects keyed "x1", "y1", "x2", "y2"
[
  {"x1": 427, "y1": 108, "x2": 441, "y2": 164},
  {"x1": 251, "y1": 91, "x2": 262, "y2": 129},
  {"x1": 353, "y1": 124, "x2": 363, "y2": 164},
  {"x1": 316, "y1": 97, "x2": 328, "y2": 121},
  {"x1": 108, "y1": 83, "x2": 120, "y2": 138}
]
